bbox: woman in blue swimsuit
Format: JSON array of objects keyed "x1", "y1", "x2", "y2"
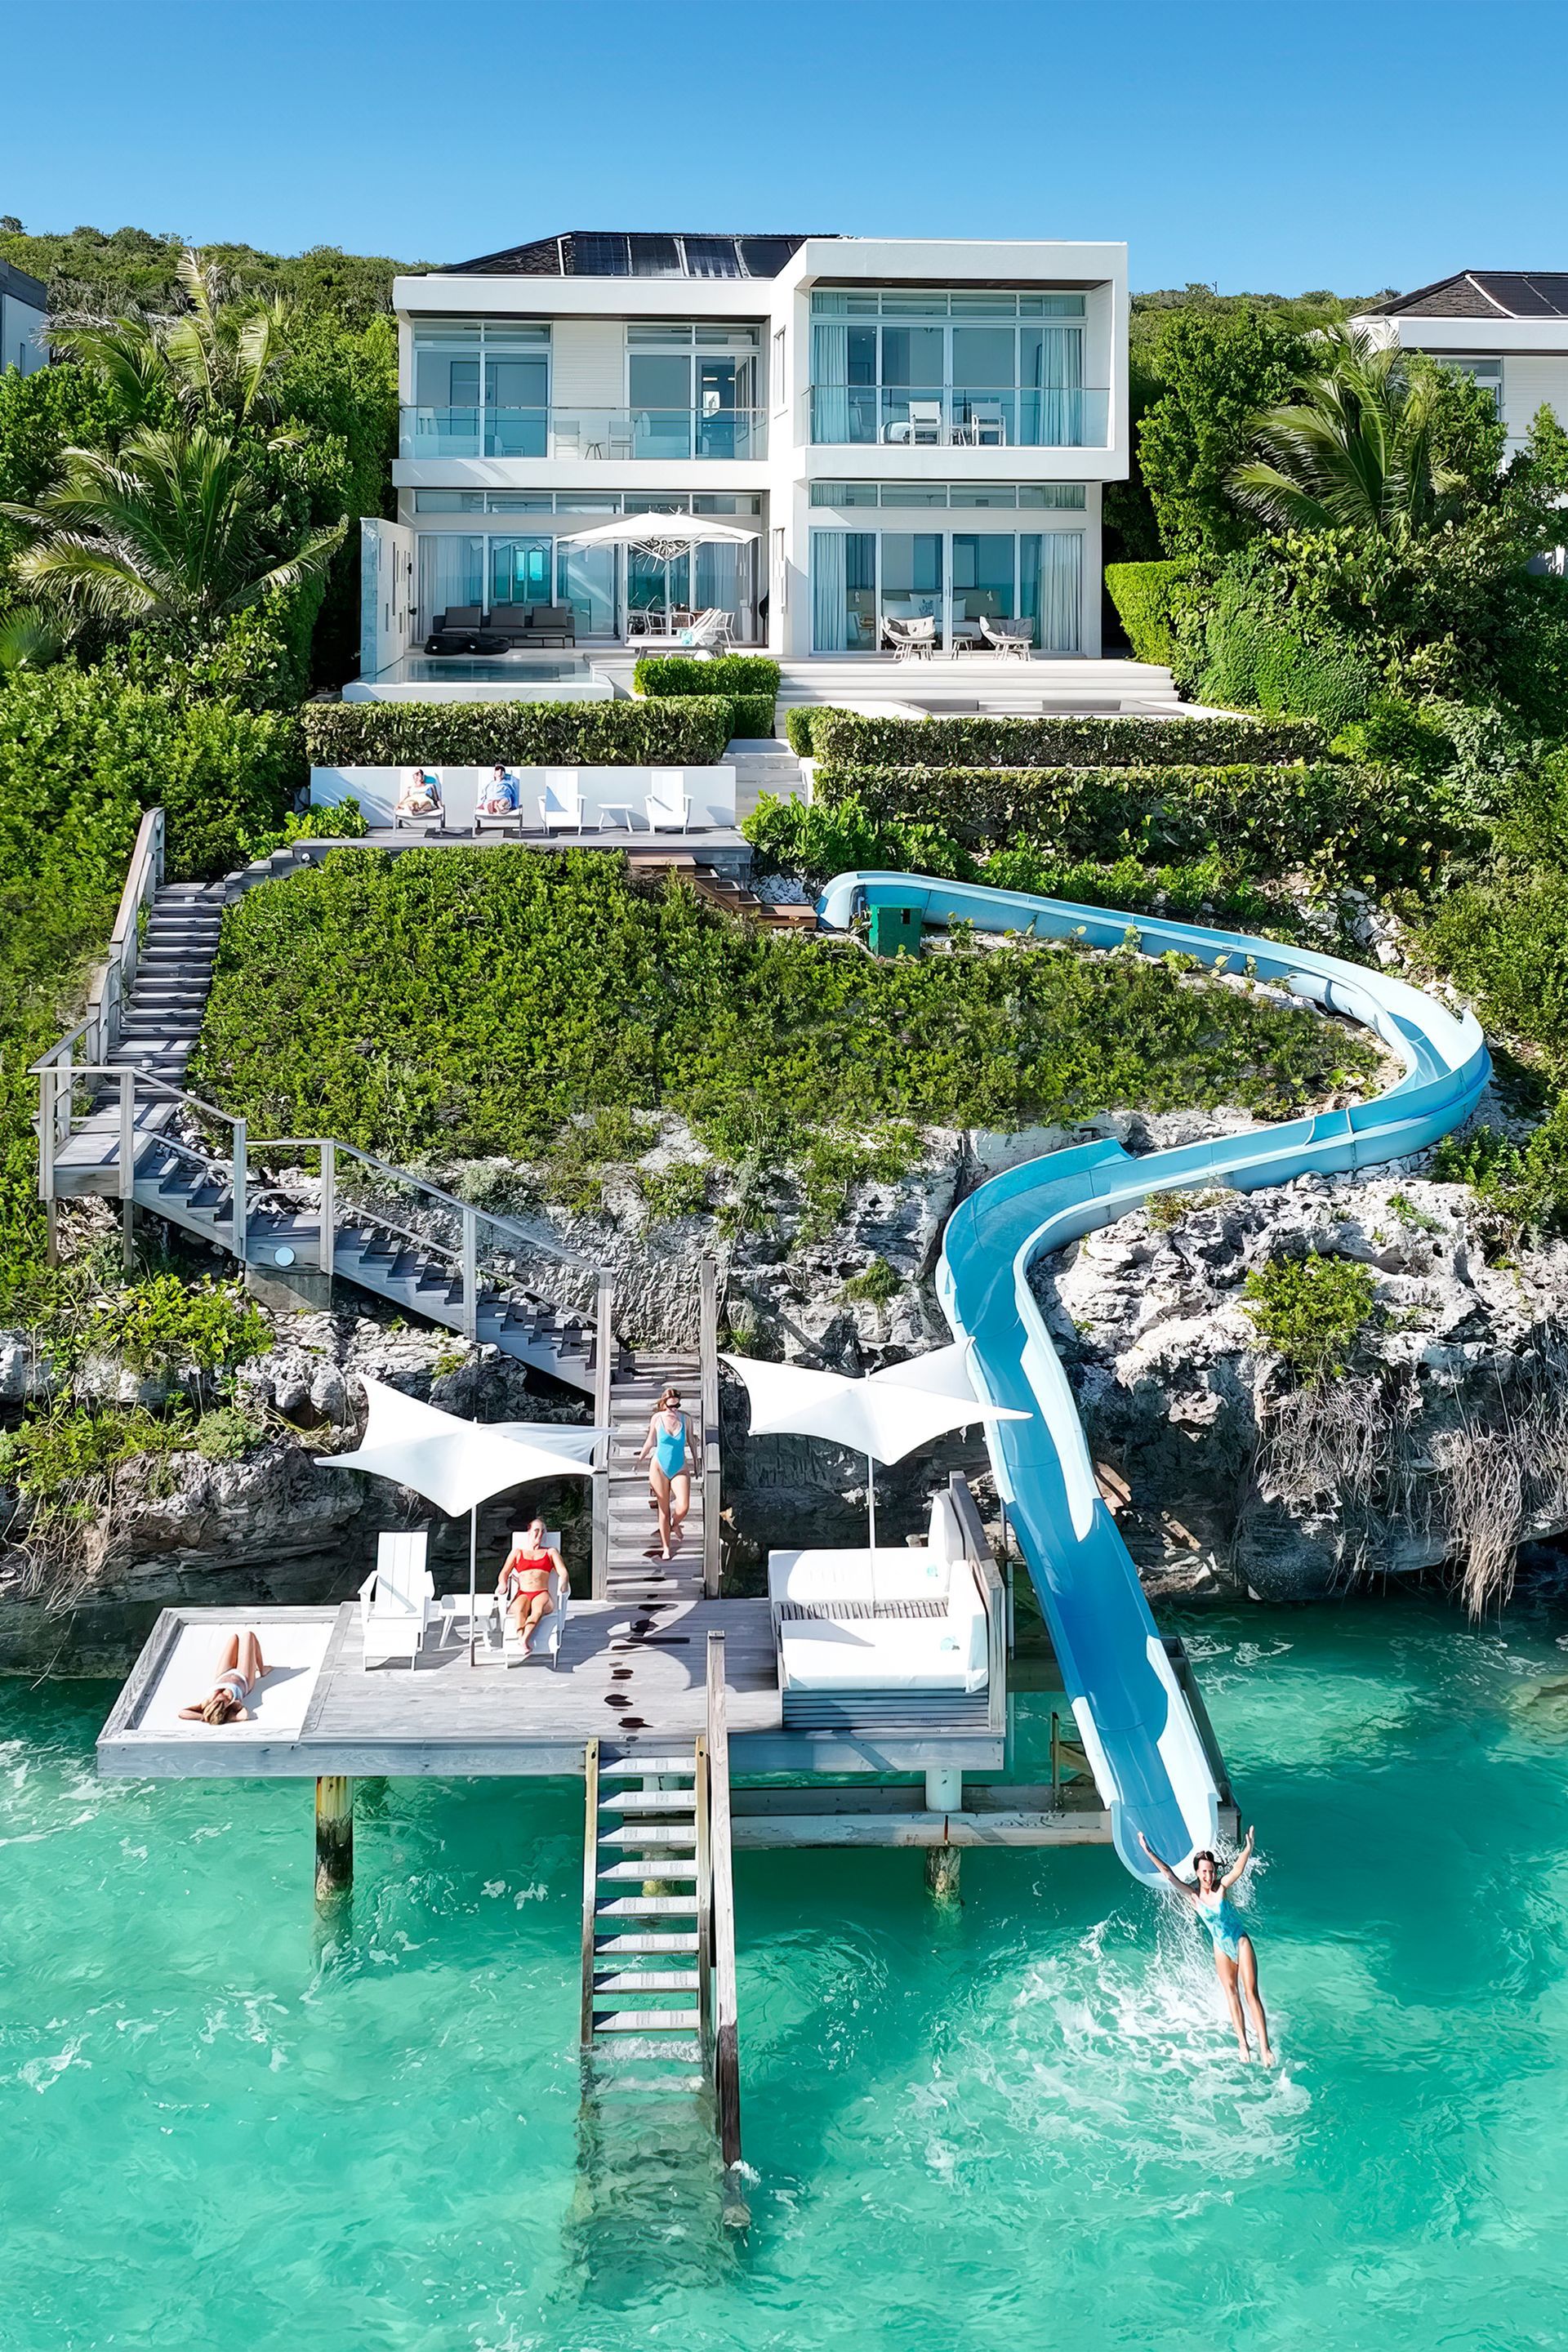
[
  {"x1": 635, "y1": 1387, "x2": 692, "y2": 1560},
  {"x1": 1138, "y1": 1826, "x2": 1272, "y2": 2064}
]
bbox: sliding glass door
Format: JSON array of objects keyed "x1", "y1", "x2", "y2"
[{"x1": 811, "y1": 528, "x2": 1082, "y2": 653}]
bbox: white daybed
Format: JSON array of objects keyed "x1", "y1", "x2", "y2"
[{"x1": 768, "y1": 1492, "x2": 991, "y2": 1695}]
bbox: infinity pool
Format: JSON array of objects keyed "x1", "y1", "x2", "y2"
[{"x1": 5, "y1": 1589, "x2": 1566, "y2": 2350}]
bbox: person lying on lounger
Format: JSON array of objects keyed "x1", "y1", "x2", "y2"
[
  {"x1": 496, "y1": 1518, "x2": 565, "y2": 1654},
  {"x1": 394, "y1": 768, "x2": 443, "y2": 818},
  {"x1": 180, "y1": 1630, "x2": 267, "y2": 1725},
  {"x1": 477, "y1": 764, "x2": 519, "y2": 817}
]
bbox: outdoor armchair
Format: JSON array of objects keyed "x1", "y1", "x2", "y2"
[
  {"x1": 646, "y1": 770, "x2": 693, "y2": 831},
  {"x1": 359, "y1": 1532, "x2": 436, "y2": 1669},
  {"x1": 540, "y1": 773, "x2": 585, "y2": 832}
]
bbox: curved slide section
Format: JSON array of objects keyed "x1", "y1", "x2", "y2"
[{"x1": 817, "y1": 872, "x2": 1490, "y2": 1883}]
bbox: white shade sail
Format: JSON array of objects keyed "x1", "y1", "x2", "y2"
[
  {"x1": 720, "y1": 1348, "x2": 1028, "y2": 1466},
  {"x1": 319, "y1": 1377, "x2": 606, "y2": 1516}
]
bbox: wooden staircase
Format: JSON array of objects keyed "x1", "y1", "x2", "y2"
[
  {"x1": 577, "y1": 1635, "x2": 745, "y2": 2226},
  {"x1": 601, "y1": 1350, "x2": 709, "y2": 1606}
]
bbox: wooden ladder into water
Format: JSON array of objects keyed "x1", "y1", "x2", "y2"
[{"x1": 578, "y1": 1633, "x2": 745, "y2": 2223}]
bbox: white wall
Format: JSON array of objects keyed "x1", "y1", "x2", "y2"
[
  {"x1": 359, "y1": 518, "x2": 418, "y2": 675},
  {"x1": 550, "y1": 318, "x2": 627, "y2": 410},
  {"x1": 311, "y1": 764, "x2": 737, "y2": 831},
  {"x1": 0, "y1": 291, "x2": 47, "y2": 375}
]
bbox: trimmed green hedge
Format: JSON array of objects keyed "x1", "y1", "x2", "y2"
[
  {"x1": 633, "y1": 654, "x2": 780, "y2": 697},
  {"x1": 813, "y1": 761, "x2": 1468, "y2": 889},
  {"x1": 302, "y1": 697, "x2": 735, "y2": 768},
  {"x1": 634, "y1": 656, "x2": 778, "y2": 742},
  {"x1": 784, "y1": 706, "x2": 850, "y2": 757},
  {"x1": 1104, "y1": 559, "x2": 1198, "y2": 666},
  {"x1": 811, "y1": 710, "x2": 1326, "y2": 770}
]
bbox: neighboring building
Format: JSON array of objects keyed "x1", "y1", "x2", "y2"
[
  {"x1": 363, "y1": 230, "x2": 1129, "y2": 675},
  {"x1": 1355, "y1": 271, "x2": 1568, "y2": 456},
  {"x1": 0, "y1": 258, "x2": 48, "y2": 376}
]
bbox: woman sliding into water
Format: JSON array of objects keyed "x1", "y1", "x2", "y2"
[{"x1": 1138, "y1": 1826, "x2": 1273, "y2": 2065}]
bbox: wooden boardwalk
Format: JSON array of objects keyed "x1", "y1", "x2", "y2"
[{"x1": 98, "y1": 1597, "x2": 782, "y2": 1779}]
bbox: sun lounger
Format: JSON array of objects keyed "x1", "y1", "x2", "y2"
[
  {"x1": 645, "y1": 770, "x2": 693, "y2": 831},
  {"x1": 540, "y1": 773, "x2": 584, "y2": 832}
]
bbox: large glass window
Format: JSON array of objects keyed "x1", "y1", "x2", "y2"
[
  {"x1": 410, "y1": 320, "x2": 549, "y2": 457},
  {"x1": 556, "y1": 543, "x2": 617, "y2": 636},
  {"x1": 416, "y1": 535, "x2": 484, "y2": 629},
  {"x1": 489, "y1": 537, "x2": 553, "y2": 611},
  {"x1": 807, "y1": 294, "x2": 1090, "y2": 446},
  {"x1": 809, "y1": 528, "x2": 1080, "y2": 654},
  {"x1": 626, "y1": 323, "x2": 763, "y2": 459}
]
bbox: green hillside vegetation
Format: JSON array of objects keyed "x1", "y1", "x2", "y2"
[{"x1": 191, "y1": 849, "x2": 1379, "y2": 1206}]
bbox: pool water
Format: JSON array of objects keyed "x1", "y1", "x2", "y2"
[{"x1": 5, "y1": 1589, "x2": 1568, "y2": 2350}]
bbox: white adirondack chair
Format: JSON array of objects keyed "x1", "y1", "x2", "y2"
[
  {"x1": 540, "y1": 772, "x2": 585, "y2": 832},
  {"x1": 645, "y1": 770, "x2": 693, "y2": 831},
  {"x1": 495, "y1": 1528, "x2": 568, "y2": 1669},
  {"x1": 359, "y1": 1531, "x2": 436, "y2": 1669}
]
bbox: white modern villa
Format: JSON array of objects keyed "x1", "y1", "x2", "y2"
[
  {"x1": 359, "y1": 230, "x2": 1129, "y2": 685},
  {"x1": 1353, "y1": 270, "x2": 1568, "y2": 457}
]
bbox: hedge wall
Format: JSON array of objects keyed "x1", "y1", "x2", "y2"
[
  {"x1": 813, "y1": 761, "x2": 1469, "y2": 889},
  {"x1": 303, "y1": 697, "x2": 735, "y2": 768},
  {"x1": 1104, "y1": 558, "x2": 1198, "y2": 667},
  {"x1": 633, "y1": 653, "x2": 780, "y2": 697},
  {"x1": 810, "y1": 710, "x2": 1326, "y2": 770},
  {"x1": 633, "y1": 656, "x2": 778, "y2": 742}
]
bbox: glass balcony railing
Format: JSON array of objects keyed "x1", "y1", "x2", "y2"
[
  {"x1": 399, "y1": 407, "x2": 768, "y2": 461},
  {"x1": 805, "y1": 385, "x2": 1110, "y2": 450}
]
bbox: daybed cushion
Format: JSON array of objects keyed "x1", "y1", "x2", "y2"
[
  {"x1": 767, "y1": 1544, "x2": 951, "y2": 1612},
  {"x1": 778, "y1": 1560, "x2": 989, "y2": 1695}
]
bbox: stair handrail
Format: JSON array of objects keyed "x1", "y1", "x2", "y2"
[
  {"x1": 705, "y1": 1630, "x2": 742, "y2": 2176},
  {"x1": 579, "y1": 1738, "x2": 601, "y2": 2051},
  {"x1": 590, "y1": 1272, "x2": 614, "y2": 1598},
  {"x1": 697, "y1": 1255, "x2": 723, "y2": 1600}
]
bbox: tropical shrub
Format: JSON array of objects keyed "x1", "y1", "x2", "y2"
[
  {"x1": 742, "y1": 792, "x2": 977, "y2": 885},
  {"x1": 812, "y1": 760, "x2": 1465, "y2": 890},
  {"x1": 810, "y1": 710, "x2": 1325, "y2": 770},
  {"x1": 302, "y1": 697, "x2": 734, "y2": 768},
  {"x1": 1138, "y1": 308, "x2": 1313, "y2": 559},
  {"x1": 1242, "y1": 1252, "x2": 1379, "y2": 1379},
  {"x1": 1434, "y1": 1105, "x2": 1568, "y2": 1245},
  {"x1": 191, "y1": 849, "x2": 1376, "y2": 1176},
  {"x1": 84, "y1": 1275, "x2": 271, "y2": 1376},
  {"x1": 1103, "y1": 558, "x2": 1199, "y2": 666}
]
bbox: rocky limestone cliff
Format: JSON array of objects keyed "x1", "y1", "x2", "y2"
[{"x1": 1035, "y1": 1162, "x2": 1568, "y2": 1603}]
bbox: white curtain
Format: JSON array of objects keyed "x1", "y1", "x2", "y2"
[
  {"x1": 417, "y1": 534, "x2": 484, "y2": 630},
  {"x1": 1037, "y1": 532, "x2": 1083, "y2": 653},
  {"x1": 810, "y1": 323, "x2": 849, "y2": 444},
  {"x1": 811, "y1": 530, "x2": 848, "y2": 653},
  {"x1": 1037, "y1": 327, "x2": 1085, "y2": 447}
]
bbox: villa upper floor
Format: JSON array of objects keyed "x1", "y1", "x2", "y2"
[
  {"x1": 1353, "y1": 270, "x2": 1568, "y2": 456},
  {"x1": 391, "y1": 232, "x2": 1129, "y2": 486}
]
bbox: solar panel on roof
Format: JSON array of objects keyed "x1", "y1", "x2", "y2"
[
  {"x1": 740, "y1": 237, "x2": 800, "y2": 278},
  {"x1": 681, "y1": 236, "x2": 744, "y2": 278},
  {"x1": 629, "y1": 234, "x2": 682, "y2": 276},
  {"x1": 571, "y1": 233, "x2": 630, "y2": 276}
]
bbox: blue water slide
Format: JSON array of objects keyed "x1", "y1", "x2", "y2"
[{"x1": 816, "y1": 872, "x2": 1490, "y2": 1883}]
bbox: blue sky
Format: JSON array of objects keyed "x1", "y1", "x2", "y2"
[{"x1": 7, "y1": 0, "x2": 1566, "y2": 296}]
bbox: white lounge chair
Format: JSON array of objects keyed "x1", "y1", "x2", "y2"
[
  {"x1": 884, "y1": 615, "x2": 937, "y2": 661},
  {"x1": 980, "y1": 615, "x2": 1033, "y2": 660},
  {"x1": 540, "y1": 773, "x2": 585, "y2": 832},
  {"x1": 359, "y1": 1531, "x2": 436, "y2": 1669},
  {"x1": 646, "y1": 770, "x2": 693, "y2": 831},
  {"x1": 675, "y1": 608, "x2": 732, "y2": 653}
]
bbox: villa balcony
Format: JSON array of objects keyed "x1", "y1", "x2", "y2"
[
  {"x1": 399, "y1": 406, "x2": 768, "y2": 463},
  {"x1": 804, "y1": 385, "x2": 1111, "y2": 451}
]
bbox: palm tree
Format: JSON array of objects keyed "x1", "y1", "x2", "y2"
[
  {"x1": 1228, "y1": 329, "x2": 1470, "y2": 541},
  {"x1": 48, "y1": 248, "x2": 304, "y2": 434},
  {"x1": 0, "y1": 605, "x2": 69, "y2": 672},
  {"x1": 1, "y1": 425, "x2": 345, "y2": 628}
]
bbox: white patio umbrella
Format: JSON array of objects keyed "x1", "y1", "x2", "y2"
[
  {"x1": 555, "y1": 511, "x2": 758, "y2": 631},
  {"x1": 319, "y1": 1377, "x2": 609, "y2": 1664},
  {"x1": 721, "y1": 1344, "x2": 1028, "y2": 1567}
]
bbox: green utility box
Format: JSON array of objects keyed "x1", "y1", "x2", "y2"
[{"x1": 867, "y1": 901, "x2": 922, "y2": 959}]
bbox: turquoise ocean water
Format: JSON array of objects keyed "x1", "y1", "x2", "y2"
[{"x1": 4, "y1": 1591, "x2": 1567, "y2": 2351}]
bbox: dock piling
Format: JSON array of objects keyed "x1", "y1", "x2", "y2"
[{"x1": 314, "y1": 1775, "x2": 354, "y2": 1905}]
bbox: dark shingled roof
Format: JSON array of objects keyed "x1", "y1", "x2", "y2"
[
  {"x1": 1376, "y1": 271, "x2": 1568, "y2": 320},
  {"x1": 442, "y1": 231, "x2": 833, "y2": 281}
]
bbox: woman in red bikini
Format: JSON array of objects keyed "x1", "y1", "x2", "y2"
[{"x1": 495, "y1": 1517, "x2": 566, "y2": 1654}]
